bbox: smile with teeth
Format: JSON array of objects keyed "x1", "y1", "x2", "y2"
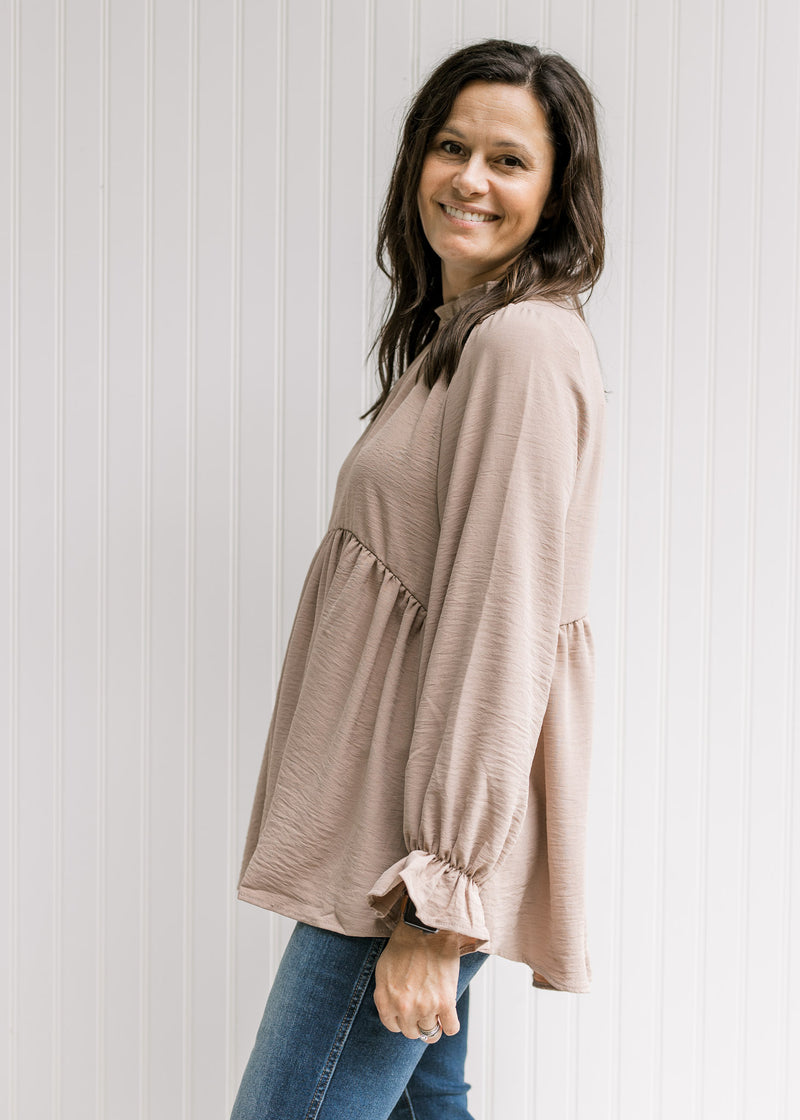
[{"x1": 441, "y1": 203, "x2": 499, "y2": 223}]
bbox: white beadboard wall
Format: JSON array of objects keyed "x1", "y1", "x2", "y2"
[{"x1": 1, "y1": 1, "x2": 799, "y2": 1118}]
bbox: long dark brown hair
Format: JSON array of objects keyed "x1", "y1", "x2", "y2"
[{"x1": 361, "y1": 39, "x2": 605, "y2": 424}]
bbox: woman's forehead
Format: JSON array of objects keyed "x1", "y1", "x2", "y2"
[{"x1": 438, "y1": 82, "x2": 551, "y2": 146}]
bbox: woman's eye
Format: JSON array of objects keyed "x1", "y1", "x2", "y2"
[
  {"x1": 498, "y1": 155, "x2": 523, "y2": 168},
  {"x1": 440, "y1": 140, "x2": 463, "y2": 155}
]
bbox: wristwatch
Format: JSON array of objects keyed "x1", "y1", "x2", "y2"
[{"x1": 402, "y1": 895, "x2": 439, "y2": 934}]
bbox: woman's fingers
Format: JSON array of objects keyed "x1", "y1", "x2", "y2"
[
  {"x1": 437, "y1": 1003, "x2": 460, "y2": 1037},
  {"x1": 371, "y1": 972, "x2": 457, "y2": 1039},
  {"x1": 372, "y1": 981, "x2": 432, "y2": 1038},
  {"x1": 377, "y1": 1002, "x2": 455, "y2": 1041}
]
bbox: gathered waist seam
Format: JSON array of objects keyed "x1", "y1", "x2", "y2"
[{"x1": 330, "y1": 526, "x2": 427, "y2": 614}]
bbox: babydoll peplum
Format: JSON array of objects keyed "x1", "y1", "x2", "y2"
[{"x1": 238, "y1": 286, "x2": 606, "y2": 993}]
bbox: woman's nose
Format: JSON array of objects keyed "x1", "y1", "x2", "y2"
[{"x1": 452, "y1": 156, "x2": 489, "y2": 196}]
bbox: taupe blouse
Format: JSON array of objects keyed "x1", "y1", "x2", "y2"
[{"x1": 238, "y1": 283, "x2": 607, "y2": 993}]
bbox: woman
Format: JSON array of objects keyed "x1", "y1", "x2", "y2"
[{"x1": 231, "y1": 38, "x2": 606, "y2": 1120}]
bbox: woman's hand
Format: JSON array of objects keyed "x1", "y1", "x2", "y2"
[{"x1": 373, "y1": 920, "x2": 463, "y2": 1042}]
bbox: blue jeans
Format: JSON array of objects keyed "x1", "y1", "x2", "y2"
[{"x1": 230, "y1": 921, "x2": 489, "y2": 1120}]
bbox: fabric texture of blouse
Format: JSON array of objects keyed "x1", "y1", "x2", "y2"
[{"x1": 237, "y1": 283, "x2": 607, "y2": 993}]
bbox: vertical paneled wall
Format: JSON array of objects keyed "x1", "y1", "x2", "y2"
[{"x1": 2, "y1": 1, "x2": 799, "y2": 1118}]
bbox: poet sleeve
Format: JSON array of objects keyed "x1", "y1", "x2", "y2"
[{"x1": 367, "y1": 303, "x2": 591, "y2": 942}]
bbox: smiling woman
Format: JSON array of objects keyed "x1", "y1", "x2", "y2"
[
  {"x1": 231, "y1": 39, "x2": 607, "y2": 1120},
  {"x1": 417, "y1": 83, "x2": 556, "y2": 301},
  {"x1": 368, "y1": 39, "x2": 604, "y2": 426}
]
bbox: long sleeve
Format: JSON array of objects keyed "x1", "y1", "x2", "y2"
[{"x1": 367, "y1": 301, "x2": 593, "y2": 942}]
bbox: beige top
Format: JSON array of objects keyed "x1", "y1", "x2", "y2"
[{"x1": 238, "y1": 283, "x2": 607, "y2": 993}]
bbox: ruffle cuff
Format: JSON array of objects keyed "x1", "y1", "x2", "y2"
[{"x1": 367, "y1": 849, "x2": 490, "y2": 943}]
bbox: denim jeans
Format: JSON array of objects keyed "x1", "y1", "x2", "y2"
[{"x1": 230, "y1": 921, "x2": 489, "y2": 1120}]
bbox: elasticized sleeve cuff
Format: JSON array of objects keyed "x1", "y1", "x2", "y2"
[{"x1": 367, "y1": 849, "x2": 491, "y2": 943}]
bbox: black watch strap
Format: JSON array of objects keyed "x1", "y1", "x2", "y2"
[{"x1": 402, "y1": 895, "x2": 439, "y2": 934}]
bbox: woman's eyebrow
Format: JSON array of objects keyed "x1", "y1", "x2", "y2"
[{"x1": 492, "y1": 140, "x2": 534, "y2": 157}]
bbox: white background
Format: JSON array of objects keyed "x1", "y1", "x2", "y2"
[{"x1": 2, "y1": 1, "x2": 799, "y2": 1117}]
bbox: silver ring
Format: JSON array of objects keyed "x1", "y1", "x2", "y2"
[{"x1": 417, "y1": 1018, "x2": 442, "y2": 1042}]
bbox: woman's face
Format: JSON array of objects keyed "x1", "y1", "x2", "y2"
[{"x1": 417, "y1": 81, "x2": 556, "y2": 303}]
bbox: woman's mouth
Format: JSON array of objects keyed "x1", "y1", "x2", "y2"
[{"x1": 440, "y1": 203, "x2": 499, "y2": 223}]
